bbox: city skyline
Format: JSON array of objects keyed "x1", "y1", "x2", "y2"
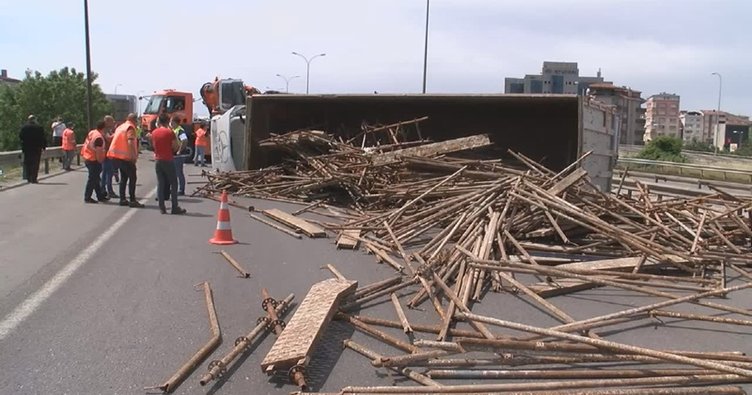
[{"x1": 1, "y1": 0, "x2": 749, "y2": 115}]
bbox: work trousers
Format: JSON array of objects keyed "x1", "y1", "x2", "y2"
[
  {"x1": 62, "y1": 150, "x2": 75, "y2": 170},
  {"x1": 194, "y1": 146, "x2": 206, "y2": 166},
  {"x1": 155, "y1": 160, "x2": 179, "y2": 212},
  {"x1": 22, "y1": 149, "x2": 42, "y2": 183},
  {"x1": 113, "y1": 159, "x2": 137, "y2": 201},
  {"x1": 174, "y1": 155, "x2": 186, "y2": 193},
  {"x1": 84, "y1": 160, "x2": 104, "y2": 200},
  {"x1": 52, "y1": 136, "x2": 62, "y2": 147},
  {"x1": 101, "y1": 158, "x2": 115, "y2": 195}
]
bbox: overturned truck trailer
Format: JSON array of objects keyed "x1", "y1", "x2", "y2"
[{"x1": 226, "y1": 94, "x2": 619, "y2": 190}]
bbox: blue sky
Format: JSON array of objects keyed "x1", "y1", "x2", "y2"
[{"x1": 1, "y1": 0, "x2": 750, "y2": 116}]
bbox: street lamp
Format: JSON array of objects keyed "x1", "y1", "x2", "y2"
[
  {"x1": 422, "y1": 0, "x2": 430, "y2": 94},
  {"x1": 114, "y1": 83, "x2": 123, "y2": 94},
  {"x1": 275, "y1": 74, "x2": 300, "y2": 93},
  {"x1": 291, "y1": 52, "x2": 326, "y2": 94},
  {"x1": 711, "y1": 72, "x2": 722, "y2": 154},
  {"x1": 83, "y1": 0, "x2": 93, "y2": 129},
  {"x1": 136, "y1": 90, "x2": 147, "y2": 115}
]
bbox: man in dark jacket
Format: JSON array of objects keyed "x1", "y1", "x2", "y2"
[{"x1": 19, "y1": 115, "x2": 46, "y2": 183}]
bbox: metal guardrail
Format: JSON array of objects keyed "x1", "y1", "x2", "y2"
[
  {"x1": 0, "y1": 144, "x2": 84, "y2": 177},
  {"x1": 617, "y1": 157, "x2": 752, "y2": 183}
]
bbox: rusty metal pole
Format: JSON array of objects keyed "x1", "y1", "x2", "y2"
[
  {"x1": 147, "y1": 282, "x2": 221, "y2": 393},
  {"x1": 344, "y1": 340, "x2": 439, "y2": 387},
  {"x1": 199, "y1": 293, "x2": 294, "y2": 386},
  {"x1": 458, "y1": 312, "x2": 752, "y2": 378},
  {"x1": 217, "y1": 250, "x2": 251, "y2": 278}
]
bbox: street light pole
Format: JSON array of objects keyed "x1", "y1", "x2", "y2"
[
  {"x1": 711, "y1": 72, "x2": 722, "y2": 155},
  {"x1": 114, "y1": 83, "x2": 122, "y2": 94},
  {"x1": 83, "y1": 0, "x2": 93, "y2": 129},
  {"x1": 292, "y1": 52, "x2": 326, "y2": 94},
  {"x1": 275, "y1": 74, "x2": 300, "y2": 93},
  {"x1": 422, "y1": 0, "x2": 430, "y2": 94}
]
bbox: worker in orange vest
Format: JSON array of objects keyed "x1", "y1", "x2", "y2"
[
  {"x1": 107, "y1": 113, "x2": 144, "y2": 208},
  {"x1": 61, "y1": 123, "x2": 77, "y2": 171},
  {"x1": 193, "y1": 121, "x2": 208, "y2": 167},
  {"x1": 81, "y1": 120, "x2": 108, "y2": 203}
]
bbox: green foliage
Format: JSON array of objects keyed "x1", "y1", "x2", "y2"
[
  {"x1": 682, "y1": 139, "x2": 714, "y2": 153},
  {"x1": 636, "y1": 136, "x2": 686, "y2": 162},
  {"x1": 732, "y1": 144, "x2": 752, "y2": 157},
  {"x1": 0, "y1": 67, "x2": 112, "y2": 151}
]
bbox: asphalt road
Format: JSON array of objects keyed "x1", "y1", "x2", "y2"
[{"x1": 1, "y1": 157, "x2": 752, "y2": 394}]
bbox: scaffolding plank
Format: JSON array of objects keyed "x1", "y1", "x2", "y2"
[
  {"x1": 262, "y1": 208, "x2": 327, "y2": 238},
  {"x1": 261, "y1": 278, "x2": 357, "y2": 373},
  {"x1": 336, "y1": 229, "x2": 361, "y2": 249}
]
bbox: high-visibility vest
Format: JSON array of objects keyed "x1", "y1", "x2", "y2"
[
  {"x1": 107, "y1": 121, "x2": 136, "y2": 160},
  {"x1": 62, "y1": 128, "x2": 76, "y2": 150},
  {"x1": 82, "y1": 129, "x2": 104, "y2": 162}
]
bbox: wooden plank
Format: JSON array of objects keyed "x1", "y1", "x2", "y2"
[
  {"x1": 371, "y1": 134, "x2": 492, "y2": 165},
  {"x1": 547, "y1": 168, "x2": 588, "y2": 196},
  {"x1": 336, "y1": 229, "x2": 361, "y2": 249},
  {"x1": 262, "y1": 208, "x2": 327, "y2": 238},
  {"x1": 261, "y1": 279, "x2": 357, "y2": 373}
]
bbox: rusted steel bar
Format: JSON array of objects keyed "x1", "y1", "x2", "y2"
[
  {"x1": 340, "y1": 374, "x2": 752, "y2": 393},
  {"x1": 147, "y1": 282, "x2": 221, "y2": 393},
  {"x1": 431, "y1": 271, "x2": 496, "y2": 340},
  {"x1": 217, "y1": 250, "x2": 251, "y2": 278},
  {"x1": 342, "y1": 278, "x2": 418, "y2": 311},
  {"x1": 343, "y1": 339, "x2": 440, "y2": 387},
  {"x1": 651, "y1": 310, "x2": 752, "y2": 327},
  {"x1": 199, "y1": 293, "x2": 294, "y2": 386},
  {"x1": 374, "y1": 349, "x2": 453, "y2": 368},
  {"x1": 417, "y1": 353, "x2": 752, "y2": 368},
  {"x1": 249, "y1": 213, "x2": 303, "y2": 239},
  {"x1": 341, "y1": 314, "x2": 483, "y2": 339},
  {"x1": 389, "y1": 293, "x2": 413, "y2": 334},
  {"x1": 458, "y1": 312, "x2": 752, "y2": 378},
  {"x1": 425, "y1": 368, "x2": 714, "y2": 380},
  {"x1": 353, "y1": 276, "x2": 403, "y2": 300},
  {"x1": 340, "y1": 314, "x2": 418, "y2": 353},
  {"x1": 322, "y1": 264, "x2": 347, "y2": 281},
  {"x1": 413, "y1": 340, "x2": 465, "y2": 352},
  {"x1": 261, "y1": 288, "x2": 286, "y2": 335},
  {"x1": 298, "y1": 386, "x2": 747, "y2": 395}
]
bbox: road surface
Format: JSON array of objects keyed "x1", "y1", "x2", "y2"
[{"x1": 1, "y1": 156, "x2": 752, "y2": 394}]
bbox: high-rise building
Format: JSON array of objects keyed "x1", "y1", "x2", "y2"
[
  {"x1": 588, "y1": 83, "x2": 645, "y2": 145},
  {"x1": 504, "y1": 61, "x2": 606, "y2": 95},
  {"x1": 643, "y1": 93, "x2": 680, "y2": 142},
  {"x1": 679, "y1": 111, "x2": 703, "y2": 142}
]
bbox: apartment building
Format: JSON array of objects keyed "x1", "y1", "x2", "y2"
[
  {"x1": 679, "y1": 111, "x2": 703, "y2": 142},
  {"x1": 643, "y1": 93, "x2": 680, "y2": 142}
]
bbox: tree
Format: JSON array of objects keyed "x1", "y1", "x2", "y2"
[
  {"x1": 682, "y1": 138, "x2": 714, "y2": 153},
  {"x1": 636, "y1": 136, "x2": 686, "y2": 162},
  {"x1": 0, "y1": 67, "x2": 111, "y2": 151}
]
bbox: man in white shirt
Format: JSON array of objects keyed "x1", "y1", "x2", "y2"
[{"x1": 51, "y1": 116, "x2": 66, "y2": 147}]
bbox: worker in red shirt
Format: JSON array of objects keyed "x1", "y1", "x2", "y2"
[{"x1": 149, "y1": 113, "x2": 186, "y2": 215}]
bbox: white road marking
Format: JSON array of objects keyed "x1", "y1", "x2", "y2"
[{"x1": 0, "y1": 187, "x2": 157, "y2": 340}]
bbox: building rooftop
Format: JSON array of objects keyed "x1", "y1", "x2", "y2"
[{"x1": 0, "y1": 69, "x2": 21, "y2": 84}]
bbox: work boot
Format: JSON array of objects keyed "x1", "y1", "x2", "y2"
[
  {"x1": 119, "y1": 200, "x2": 129, "y2": 207},
  {"x1": 129, "y1": 200, "x2": 145, "y2": 208},
  {"x1": 98, "y1": 195, "x2": 110, "y2": 202},
  {"x1": 84, "y1": 198, "x2": 98, "y2": 204},
  {"x1": 171, "y1": 207, "x2": 187, "y2": 215}
]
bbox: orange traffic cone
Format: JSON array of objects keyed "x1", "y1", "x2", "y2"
[{"x1": 209, "y1": 190, "x2": 238, "y2": 245}]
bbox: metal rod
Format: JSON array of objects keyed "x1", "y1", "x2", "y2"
[
  {"x1": 217, "y1": 250, "x2": 251, "y2": 278},
  {"x1": 148, "y1": 282, "x2": 221, "y2": 393},
  {"x1": 340, "y1": 374, "x2": 751, "y2": 393},
  {"x1": 199, "y1": 293, "x2": 294, "y2": 386},
  {"x1": 340, "y1": 314, "x2": 418, "y2": 353},
  {"x1": 426, "y1": 368, "x2": 714, "y2": 380},
  {"x1": 458, "y1": 312, "x2": 752, "y2": 378},
  {"x1": 389, "y1": 293, "x2": 413, "y2": 334},
  {"x1": 343, "y1": 340, "x2": 439, "y2": 387}
]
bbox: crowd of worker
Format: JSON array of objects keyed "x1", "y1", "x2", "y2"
[{"x1": 18, "y1": 113, "x2": 211, "y2": 215}]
